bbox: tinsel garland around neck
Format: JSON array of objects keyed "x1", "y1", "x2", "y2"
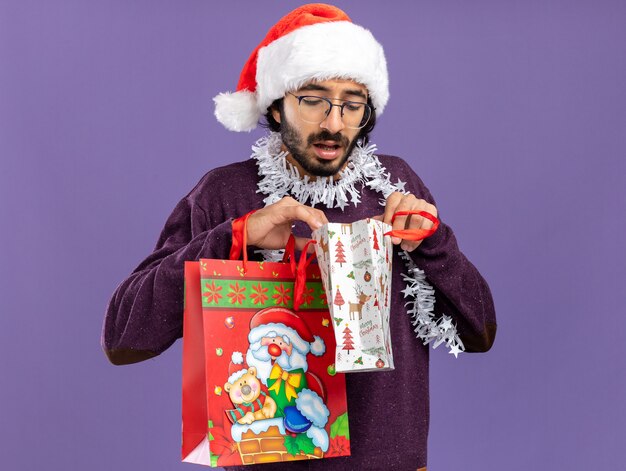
[
  {"x1": 252, "y1": 132, "x2": 401, "y2": 210},
  {"x1": 250, "y1": 132, "x2": 464, "y2": 357}
]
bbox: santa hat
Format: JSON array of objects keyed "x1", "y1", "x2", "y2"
[
  {"x1": 214, "y1": 3, "x2": 389, "y2": 132},
  {"x1": 248, "y1": 307, "x2": 325, "y2": 356}
]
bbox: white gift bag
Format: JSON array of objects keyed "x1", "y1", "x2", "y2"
[{"x1": 313, "y1": 218, "x2": 394, "y2": 372}]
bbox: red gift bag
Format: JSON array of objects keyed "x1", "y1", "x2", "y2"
[{"x1": 182, "y1": 224, "x2": 351, "y2": 467}]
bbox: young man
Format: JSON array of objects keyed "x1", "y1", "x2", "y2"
[{"x1": 103, "y1": 4, "x2": 496, "y2": 470}]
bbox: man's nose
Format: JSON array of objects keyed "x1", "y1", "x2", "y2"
[{"x1": 320, "y1": 104, "x2": 345, "y2": 134}]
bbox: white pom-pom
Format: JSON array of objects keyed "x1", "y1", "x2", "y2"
[
  {"x1": 309, "y1": 335, "x2": 325, "y2": 356},
  {"x1": 213, "y1": 90, "x2": 260, "y2": 132},
  {"x1": 231, "y1": 351, "x2": 243, "y2": 364}
]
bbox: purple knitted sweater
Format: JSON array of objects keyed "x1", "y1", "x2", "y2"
[{"x1": 103, "y1": 154, "x2": 496, "y2": 470}]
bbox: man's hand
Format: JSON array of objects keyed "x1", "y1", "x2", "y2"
[
  {"x1": 375, "y1": 192, "x2": 438, "y2": 252},
  {"x1": 246, "y1": 197, "x2": 328, "y2": 252}
]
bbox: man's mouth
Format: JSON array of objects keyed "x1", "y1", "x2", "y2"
[{"x1": 312, "y1": 140, "x2": 342, "y2": 160}]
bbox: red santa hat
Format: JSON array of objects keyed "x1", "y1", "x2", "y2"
[
  {"x1": 214, "y1": 3, "x2": 389, "y2": 132},
  {"x1": 248, "y1": 307, "x2": 325, "y2": 356}
]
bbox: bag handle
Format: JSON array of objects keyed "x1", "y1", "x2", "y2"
[
  {"x1": 230, "y1": 211, "x2": 316, "y2": 311},
  {"x1": 281, "y1": 234, "x2": 297, "y2": 275},
  {"x1": 229, "y1": 210, "x2": 258, "y2": 271},
  {"x1": 293, "y1": 239, "x2": 318, "y2": 311},
  {"x1": 383, "y1": 210, "x2": 440, "y2": 241},
  {"x1": 230, "y1": 211, "x2": 302, "y2": 278}
]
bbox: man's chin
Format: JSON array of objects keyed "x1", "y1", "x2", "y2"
[
  {"x1": 311, "y1": 163, "x2": 344, "y2": 177},
  {"x1": 301, "y1": 153, "x2": 349, "y2": 177}
]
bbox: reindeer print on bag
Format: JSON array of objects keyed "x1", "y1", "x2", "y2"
[{"x1": 348, "y1": 291, "x2": 371, "y2": 321}]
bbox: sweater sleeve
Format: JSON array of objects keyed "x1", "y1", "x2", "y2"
[
  {"x1": 102, "y1": 194, "x2": 233, "y2": 365},
  {"x1": 393, "y1": 158, "x2": 497, "y2": 352}
]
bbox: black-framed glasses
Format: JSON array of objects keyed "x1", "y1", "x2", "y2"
[{"x1": 288, "y1": 92, "x2": 373, "y2": 129}]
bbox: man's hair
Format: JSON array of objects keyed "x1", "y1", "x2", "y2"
[{"x1": 262, "y1": 97, "x2": 377, "y2": 145}]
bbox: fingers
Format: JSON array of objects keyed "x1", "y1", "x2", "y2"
[
  {"x1": 382, "y1": 193, "x2": 439, "y2": 252},
  {"x1": 278, "y1": 197, "x2": 327, "y2": 231},
  {"x1": 402, "y1": 206, "x2": 424, "y2": 252},
  {"x1": 290, "y1": 205, "x2": 324, "y2": 231},
  {"x1": 391, "y1": 195, "x2": 415, "y2": 246},
  {"x1": 383, "y1": 192, "x2": 403, "y2": 244},
  {"x1": 246, "y1": 197, "x2": 329, "y2": 249},
  {"x1": 382, "y1": 192, "x2": 402, "y2": 226},
  {"x1": 312, "y1": 206, "x2": 329, "y2": 225}
]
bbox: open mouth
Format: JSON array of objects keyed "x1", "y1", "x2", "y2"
[
  {"x1": 312, "y1": 141, "x2": 342, "y2": 160},
  {"x1": 314, "y1": 143, "x2": 340, "y2": 151}
]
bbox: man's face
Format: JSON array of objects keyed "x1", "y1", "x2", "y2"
[{"x1": 272, "y1": 79, "x2": 368, "y2": 178}]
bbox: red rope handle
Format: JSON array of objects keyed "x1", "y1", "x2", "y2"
[
  {"x1": 231, "y1": 210, "x2": 315, "y2": 310},
  {"x1": 231, "y1": 210, "x2": 301, "y2": 276},
  {"x1": 230, "y1": 210, "x2": 258, "y2": 271},
  {"x1": 383, "y1": 210, "x2": 440, "y2": 241},
  {"x1": 293, "y1": 239, "x2": 318, "y2": 311},
  {"x1": 281, "y1": 234, "x2": 297, "y2": 275}
]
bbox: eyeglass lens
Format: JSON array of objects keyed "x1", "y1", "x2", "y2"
[{"x1": 297, "y1": 96, "x2": 370, "y2": 129}]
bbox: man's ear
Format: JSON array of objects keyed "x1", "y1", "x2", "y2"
[{"x1": 271, "y1": 106, "x2": 281, "y2": 124}]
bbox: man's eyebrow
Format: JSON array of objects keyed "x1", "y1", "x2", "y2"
[
  {"x1": 297, "y1": 84, "x2": 330, "y2": 93},
  {"x1": 296, "y1": 84, "x2": 368, "y2": 101},
  {"x1": 344, "y1": 89, "x2": 367, "y2": 100}
]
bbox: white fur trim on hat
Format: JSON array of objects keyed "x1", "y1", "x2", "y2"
[
  {"x1": 256, "y1": 21, "x2": 388, "y2": 117},
  {"x1": 227, "y1": 368, "x2": 247, "y2": 385},
  {"x1": 213, "y1": 90, "x2": 259, "y2": 132}
]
